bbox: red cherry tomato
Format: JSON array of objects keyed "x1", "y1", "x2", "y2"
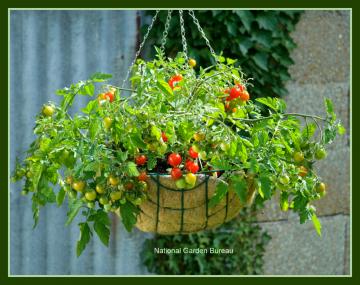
[
  {"x1": 138, "y1": 171, "x2": 148, "y2": 181},
  {"x1": 103, "y1": 91, "x2": 115, "y2": 103},
  {"x1": 240, "y1": 90, "x2": 250, "y2": 101},
  {"x1": 161, "y1": 132, "x2": 168, "y2": 142},
  {"x1": 168, "y1": 74, "x2": 183, "y2": 89},
  {"x1": 168, "y1": 153, "x2": 182, "y2": 167},
  {"x1": 185, "y1": 159, "x2": 193, "y2": 171},
  {"x1": 229, "y1": 87, "x2": 241, "y2": 99},
  {"x1": 135, "y1": 155, "x2": 147, "y2": 166},
  {"x1": 170, "y1": 168, "x2": 183, "y2": 180},
  {"x1": 188, "y1": 162, "x2": 199, "y2": 174},
  {"x1": 188, "y1": 147, "x2": 198, "y2": 159},
  {"x1": 172, "y1": 74, "x2": 183, "y2": 81},
  {"x1": 125, "y1": 182, "x2": 134, "y2": 190}
]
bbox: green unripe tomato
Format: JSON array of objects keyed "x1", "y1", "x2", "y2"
[
  {"x1": 316, "y1": 182, "x2": 326, "y2": 196},
  {"x1": 85, "y1": 190, "x2": 97, "y2": 201},
  {"x1": 42, "y1": 105, "x2": 55, "y2": 117},
  {"x1": 95, "y1": 184, "x2": 105, "y2": 194},
  {"x1": 220, "y1": 143, "x2": 230, "y2": 152},
  {"x1": 72, "y1": 181, "x2": 86, "y2": 192},
  {"x1": 293, "y1": 151, "x2": 305, "y2": 163},
  {"x1": 138, "y1": 181, "x2": 148, "y2": 191},
  {"x1": 278, "y1": 174, "x2": 290, "y2": 185},
  {"x1": 134, "y1": 197, "x2": 143, "y2": 205},
  {"x1": 175, "y1": 178, "x2": 187, "y2": 189},
  {"x1": 99, "y1": 196, "x2": 109, "y2": 205},
  {"x1": 87, "y1": 202, "x2": 95, "y2": 209},
  {"x1": 103, "y1": 117, "x2": 113, "y2": 129},
  {"x1": 315, "y1": 148, "x2": 327, "y2": 160},
  {"x1": 110, "y1": 191, "x2": 122, "y2": 201},
  {"x1": 21, "y1": 190, "x2": 28, "y2": 196},
  {"x1": 198, "y1": 150, "x2": 207, "y2": 160}
]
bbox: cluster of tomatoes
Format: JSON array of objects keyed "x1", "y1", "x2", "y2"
[
  {"x1": 276, "y1": 146, "x2": 327, "y2": 212},
  {"x1": 133, "y1": 140, "x2": 202, "y2": 190},
  {"x1": 98, "y1": 89, "x2": 115, "y2": 104},
  {"x1": 64, "y1": 170, "x2": 148, "y2": 213},
  {"x1": 167, "y1": 59, "x2": 196, "y2": 90},
  {"x1": 168, "y1": 74, "x2": 183, "y2": 90},
  {"x1": 224, "y1": 83, "x2": 250, "y2": 113}
]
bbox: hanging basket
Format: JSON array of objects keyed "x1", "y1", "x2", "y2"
[{"x1": 135, "y1": 173, "x2": 256, "y2": 234}]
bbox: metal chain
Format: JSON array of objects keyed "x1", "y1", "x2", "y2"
[
  {"x1": 179, "y1": 10, "x2": 189, "y2": 62},
  {"x1": 188, "y1": 10, "x2": 217, "y2": 61},
  {"x1": 122, "y1": 10, "x2": 160, "y2": 88},
  {"x1": 160, "y1": 10, "x2": 173, "y2": 52}
]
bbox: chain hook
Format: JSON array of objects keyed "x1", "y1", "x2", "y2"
[
  {"x1": 122, "y1": 10, "x2": 160, "y2": 88},
  {"x1": 188, "y1": 10, "x2": 218, "y2": 64},
  {"x1": 160, "y1": 10, "x2": 173, "y2": 53},
  {"x1": 179, "y1": 10, "x2": 189, "y2": 63}
]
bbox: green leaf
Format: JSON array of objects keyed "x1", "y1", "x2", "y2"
[
  {"x1": 312, "y1": 213, "x2": 322, "y2": 237},
  {"x1": 147, "y1": 155, "x2": 157, "y2": 171},
  {"x1": 120, "y1": 201, "x2": 140, "y2": 232},
  {"x1": 235, "y1": 10, "x2": 253, "y2": 32},
  {"x1": 65, "y1": 199, "x2": 83, "y2": 226},
  {"x1": 157, "y1": 79, "x2": 174, "y2": 97},
  {"x1": 83, "y1": 83, "x2": 95, "y2": 96},
  {"x1": 337, "y1": 124, "x2": 346, "y2": 135},
  {"x1": 255, "y1": 97, "x2": 278, "y2": 111},
  {"x1": 251, "y1": 30, "x2": 272, "y2": 48},
  {"x1": 178, "y1": 121, "x2": 194, "y2": 142},
  {"x1": 151, "y1": 125, "x2": 162, "y2": 140},
  {"x1": 259, "y1": 174, "x2": 272, "y2": 200},
  {"x1": 324, "y1": 98, "x2": 336, "y2": 121},
  {"x1": 256, "y1": 12, "x2": 279, "y2": 31},
  {"x1": 124, "y1": 162, "x2": 140, "y2": 177},
  {"x1": 116, "y1": 150, "x2": 128, "y2": 162},
  {"x1": 302, "y1": 122, "x2": 317, "y2": 139},
  {"x1": 56, "y1": 188, "x2": 66, "y2": 206},
  {"x1": 93, "y1": 211, "x2": 110, "y2": 246},
  {"x1": 76, "y1": 222, "x2": 92, "y2": 257},
  {"x1": 31, "y1": 195, "x2": 40, "y2": 228},
  {"x1": 253, "y1": 52, "x2": 269, "y2": 71},
  {"x1": 226, "y1": 22, "x2": 238, "y2": 36},
  {"x1": 88, "y1": 119, "x2": 100, "y2": 140},
  {"x1": 130, "y1": 133, "x2": 147, "y2": 149},
  {"x1": 82, "y1": 100, "x2": 98, "y2": 114},
  {"x1": 231, "y1": 176, "x2": 248, "y2": 203},
  {"x1": 209, "y1": 180, "x2": 228, "y2": 208},
  {"x1": 90, "y1": 72, "x2": 112, "y2": 82}
]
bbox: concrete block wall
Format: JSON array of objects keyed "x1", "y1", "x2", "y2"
[{"x1": 257, "y1": 10, "x2": 351, "y2": 275}]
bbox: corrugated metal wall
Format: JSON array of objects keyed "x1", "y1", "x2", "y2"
[{"x1": 10, "y1": 10, "x2": 153, "y2": 275}]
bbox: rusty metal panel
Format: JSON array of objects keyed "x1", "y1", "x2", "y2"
[{"x1": 10, "y1": 10, "x2": 152, "y2": 275}]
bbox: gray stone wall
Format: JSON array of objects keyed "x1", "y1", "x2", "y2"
[{"x1": 258, "y1": 10, "x2": 351, "y2": 275}]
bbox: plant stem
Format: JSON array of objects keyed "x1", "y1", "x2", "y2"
[{"x1": 231, "y1": 112, "x2": 329, "y2": 123}]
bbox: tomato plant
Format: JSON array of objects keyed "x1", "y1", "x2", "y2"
[{"x1": 11, "y1": 48, "x2": 344, "y2": 256}]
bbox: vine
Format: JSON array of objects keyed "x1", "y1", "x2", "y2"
[{"x1": 144, "y1": 10, "x2": 303, "y2": 98}]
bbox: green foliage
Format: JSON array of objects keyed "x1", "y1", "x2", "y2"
[
  {"x1": 144, "y1": 10, "x2": 302, "y2": 98},
  {"x1": 12, "y1": 49, "x2": 344, "y2": 257},
  {"x1": 141, "y1": 206, "x2": 271, "y2": 275}
]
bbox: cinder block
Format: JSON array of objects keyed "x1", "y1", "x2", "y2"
[{"x1": 260, "y1": 214, "x2": 350, "y2": 275}]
